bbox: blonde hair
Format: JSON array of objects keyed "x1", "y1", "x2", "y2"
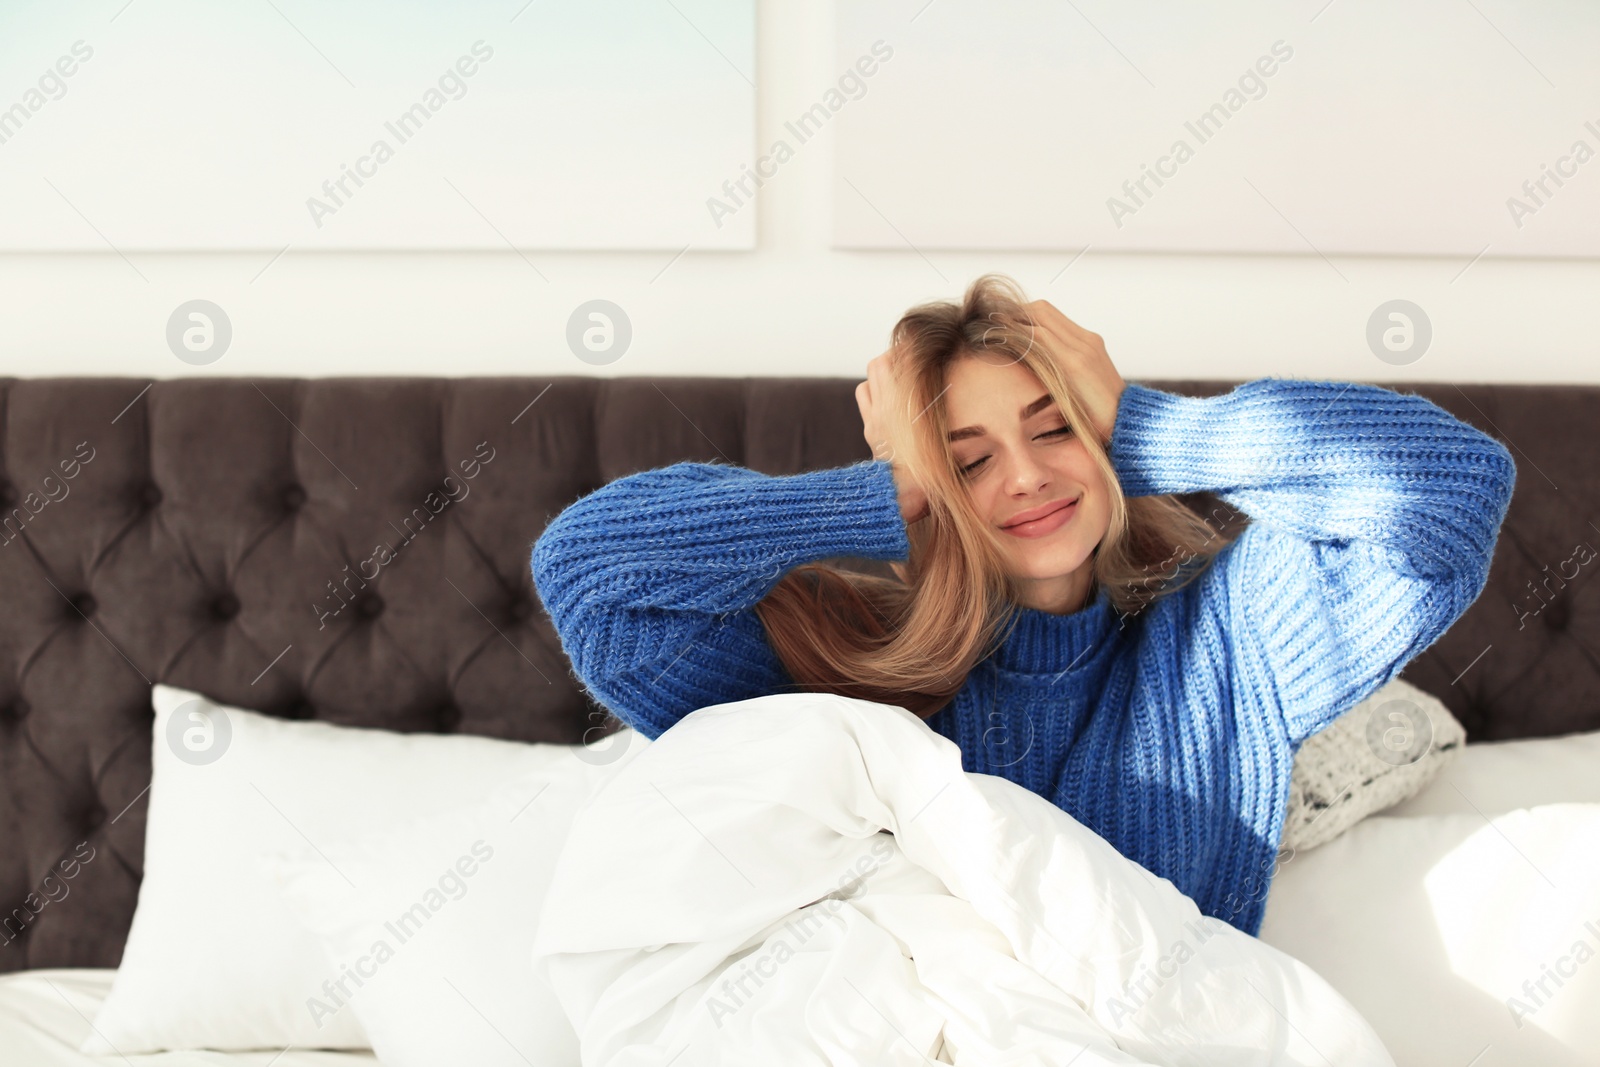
[{"x1": 754, "y1": 273, "x2": 1234, "y2": 718}]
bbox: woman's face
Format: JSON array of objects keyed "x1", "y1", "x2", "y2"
[{"x1": 942, "y1": 353, "x2": 1112, "y2": 610}]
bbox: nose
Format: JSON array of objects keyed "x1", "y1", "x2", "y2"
[{"x1": 1000, "y1": 447, "x2": 1052, "y2": 497}]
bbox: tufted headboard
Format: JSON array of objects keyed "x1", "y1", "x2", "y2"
[{"x1": 2, "y1": 375, "x2": 1596, "y2": 973}]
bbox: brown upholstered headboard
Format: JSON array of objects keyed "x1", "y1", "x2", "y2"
[{"x1": 2, "y1": 375, "x2": 1596, "y2": 973}]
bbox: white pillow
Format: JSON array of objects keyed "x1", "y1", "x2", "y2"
[
  {"x1": 1282, "y1": 678, "x2": 1465, "y2": 850},
  {"x1": 1260, "y1": 803, "x2": 1600, "y2": 1067},
  {"x1": 0, "y1": 969, "x2": 381, "y2": 1067},
  {"x1": 260, "y1": 733, "x2": 646, "y2": 1067},
  {"x1": 1383, "y1": 727, "x2": 1600, "y2": 818},
  {"x1": 84, "y1": 684, "x2": 632, "y2": 1054}
]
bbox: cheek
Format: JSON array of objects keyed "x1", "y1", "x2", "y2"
[
  {"x1": 972, "y1": 487, "x2": 1005, "y2": 527},
  {"x1": 1060, "y1": 451, "x2": 1114, "y2": 538},
  {"x1": 1088, "y1": 490, "x2": 1114, "y2": 540},
  {"x1": 1084, "y1": 469, "x2": 1115, "y2": 532},
  {"x1": 1060, "y1": 440, "x2": 1098, "y2": 475}
]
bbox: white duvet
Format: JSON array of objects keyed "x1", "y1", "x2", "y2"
[{"x1": 531, "y1": 692, "x2": 1394, "y2": 1066}]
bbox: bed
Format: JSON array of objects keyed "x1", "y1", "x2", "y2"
[{"x1": 2, "y1": 375, "x2": 1596, "y2": 1065}]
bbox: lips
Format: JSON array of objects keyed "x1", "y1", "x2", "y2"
[{"x1": 1001, "y1": 497, "x2": 1079, "y2": 530}]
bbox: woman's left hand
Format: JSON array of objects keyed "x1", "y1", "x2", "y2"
[{"x1": 1023, "y1": 299, "x2": 1126, "y2": 446}]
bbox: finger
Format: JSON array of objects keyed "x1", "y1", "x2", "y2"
[
  {"x1": 1018, "y1": 311, "x2": 1081, "y2": 372},
  {"x1": 1026, "y1": 298, "x2": 1076, "y2": 333},
  {"x1": 1012, "y1": 301, "x2": 1071, "y2": 356},
  {"x1": 1027, "y1": 299, "x2": 1093, "y2": 349}
]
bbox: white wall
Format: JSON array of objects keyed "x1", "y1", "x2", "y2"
[
  {"x1": 1, "y1": 1, "x2": 1595, "y2": 384},
  {"x1": 835, "y1": 1, "x2": 1600, "y2": 260}
]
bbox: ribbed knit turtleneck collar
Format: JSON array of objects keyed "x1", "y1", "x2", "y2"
[{"x1": 988, "y1": 583, "x2": 1120, "y2": 674}]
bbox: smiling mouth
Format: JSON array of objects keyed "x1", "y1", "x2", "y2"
[{"x1": 1000, "y1": 497, "x2": 1080, "y2": 536}]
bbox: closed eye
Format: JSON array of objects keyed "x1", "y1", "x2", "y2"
[{"x1": 959, "y1": 426, "x2": 1072, "y2": 476}]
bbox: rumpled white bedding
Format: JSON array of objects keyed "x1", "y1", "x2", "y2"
[
  {"x1": 531, "y1": 692, "x2": 1395, "y2": 1066},
  {"x1": 0, "y1": 969, "x2": 377, "y2": 1067}
]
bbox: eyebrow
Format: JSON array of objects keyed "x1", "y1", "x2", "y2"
[{"x1": 948, "y1": 393, "x2": 1056, "y2": 441}]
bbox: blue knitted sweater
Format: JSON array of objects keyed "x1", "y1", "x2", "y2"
[{"x1": 531, "y1": 379, "x2": 1516, "y2": 935}]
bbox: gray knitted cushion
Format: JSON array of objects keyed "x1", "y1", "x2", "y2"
[{"x1": 1282, "y1": 678, "x2": 1466, "y2": 851}]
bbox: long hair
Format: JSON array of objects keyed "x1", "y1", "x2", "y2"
[{"x1": 754, "y1": 273, "x2": 1236, "y2": 719}]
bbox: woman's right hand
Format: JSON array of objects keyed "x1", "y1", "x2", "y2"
[{"x1": 856, "y1": 345, "x2": 930, "y2": 525}]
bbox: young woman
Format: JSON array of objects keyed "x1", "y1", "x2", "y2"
[{"x1": 531, "y1": 273, "x2": 1516, "y2": 936}]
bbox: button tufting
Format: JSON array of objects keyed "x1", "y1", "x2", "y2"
[
  {"x1": 68, "y1": 593, "x2": 97, "y2": 619},
  {"x1": 355, "y1": 592, "x2": 384, "y2": 619},
  {"x1": 4, "y1": 699, "x2": 28, "y2": 721},
  {"x1": 283, "y1": 698, "x2": 315, "y2": 720},
  {"x1": 282, "y1": 484, "x2": 307, "y2": 511},
  {"x1": 84, "y1": 804, "x2": 106, "y2": 830},
  {"x1": 0, "y1": 480, "x2": 15, "y2": 508},
  {"x1": 1543, "y1": 598, "x2": 1570, "y2": 631},
  {"x1": 507, "y1": 595, "x2": 534, "y2": 623},
  {"x1": 435, "y1": 703, "x2": 463, "y2": 732},
  {"x1": 141, "y1": 482, "x2": 163, "y2": 508},
  {"x1": 211, "y1": 592, "x2": 241, "y2": 621}
]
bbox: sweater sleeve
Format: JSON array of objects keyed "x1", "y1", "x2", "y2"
[
  {"x1": 530, "y1": 458, "x2": 911, "y2": 739},
  {"x1": 1107, "y1": 379, "x2": 1516, "y2": 745}
]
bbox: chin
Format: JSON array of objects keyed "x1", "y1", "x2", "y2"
[{"x1": 1008, "y1": 542, "x2": 1094, "y2": 581}]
